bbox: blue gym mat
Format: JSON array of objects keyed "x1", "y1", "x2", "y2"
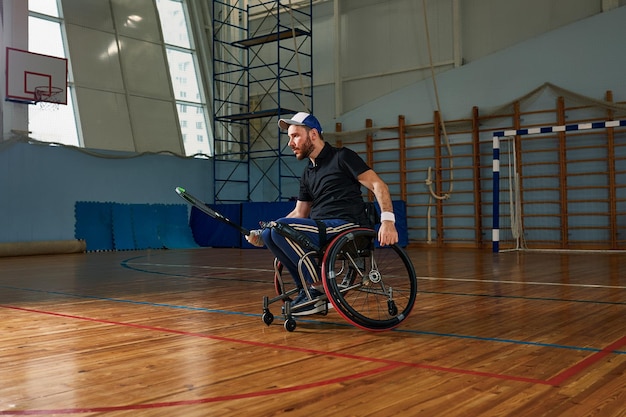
[
  {"x1": 75, "y1": 202, "x2": 198, "y2": 251},
  {"x1": 75, "y1": 201, "x2": 114, "y2": 251}
]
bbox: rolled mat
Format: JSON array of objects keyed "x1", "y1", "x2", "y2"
[{"x1": 0, "y1": 240, "x2": 86, "y2": 257}]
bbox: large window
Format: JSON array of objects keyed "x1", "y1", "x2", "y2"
[
  {"x1": 156, "y1": 0, "x2": 213, "y2": 157},
  {"x1": 28, "y1": 0, "x2": 80, "y2": 147},
  {"x1": 27, "y1": 0, "x2": 212, "y2": 156}
]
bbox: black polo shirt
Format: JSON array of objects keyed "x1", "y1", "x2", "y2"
[{"x1": 299, "y1": 142, "x2": 371, "y2": 224}]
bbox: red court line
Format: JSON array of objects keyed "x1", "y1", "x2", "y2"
[
  {"x1": 1, "y1": 304, "x2": 546, "y2": 383},
  {"x1": 547, "y1": 335, "x2": 626, "y2": 386},
  {"x1": 1, "y1": 304, "x2": 622, "y2": 414},
  {"x1": 0, "y1": 364, "x2": 400, "y2": 415}
]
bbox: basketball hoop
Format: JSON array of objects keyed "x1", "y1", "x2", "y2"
[{"x1": 34, "y1": 86, "x2": 64, "y2": 110}]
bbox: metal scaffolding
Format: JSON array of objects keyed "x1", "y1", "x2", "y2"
[{"x1": 212, "y1": 0, "x2": 313, "y2": 203}]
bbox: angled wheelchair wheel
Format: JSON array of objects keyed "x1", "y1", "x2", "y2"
[
  {"x1": 321, "y1": 228, "x2": 417, "y2": 331},
  {"x1": 273, "y1": 259, "x2": 285, "y2": 295},
  {"x1": 273, "y1": 259, "x2": 301, "y2": 301}
]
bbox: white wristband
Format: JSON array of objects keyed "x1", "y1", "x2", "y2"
[{"x1": 380, "y1": 212, "x2": 395, "y2": 223}]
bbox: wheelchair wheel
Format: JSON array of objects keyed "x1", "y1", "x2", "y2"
[
  {"x1": 321, "y1": 228, "x2": 417, "y2": 331},
  {"x1": 273, "y1": 259, "x2": 301, "y2": 302},
  {"x1": 273, "y1": 259, "x2": 285, "y2": 295}
]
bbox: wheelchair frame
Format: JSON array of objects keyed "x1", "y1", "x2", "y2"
[
  {"x1": 173, "y1": 188, "x2": 417, "y2": 332},
  {"x1": 262, "y1": 227, "x2": 418, "y2": 332}
]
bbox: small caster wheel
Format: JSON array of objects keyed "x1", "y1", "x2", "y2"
[
  {"x1": 262, "y1": 311, "x2": 274, "y2": 326},
  {"x1": 387, "y1": 300, "x2": 398, "y2": 316},
  {"x1": 319, "y1": 302, "x2": 329, "y2": 316},
  {"x1": 284, "y1": 318, "x2": 296, "y2": 332}
]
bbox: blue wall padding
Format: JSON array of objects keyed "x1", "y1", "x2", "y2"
[
  {"x1": 189, "y1": 204, "x2": 241, "y2": 248},
  {"x1": 159, "y1": 204, "x2": 190, "y2": 229},
  {"x1": 75, "y1": 200, "x2": 407, "y2": 251},
  {"x1": 238, "y1": 200, "x2": 408, "y2": 248},
  {"x1": 132, "y1": 204, "x2": 162, "y2": 249},
  {"x1": 74, "y1": 201, "x2": 114, "y2": 251},
  {"x1": 76, "y1": 202, "x2": 196, "y2": 251},
  {"x1": 158, "y1": 204, "x2": 199, "y2": 249},
  {"x1": 241, "y1": 201, "x2": 294, "y2": 248},
  {"x1": 374, "y1": 200, "x2": 409, "y2": 247},
  {"x1": 112, "y1": 204, "x2": 135, "y2": 250},
  {"x1": 159, "y1": 224, "x2": 199, "y2": 249},
  {"x1": 394, "y1": 200, "x2": 409, "y2": 247}
]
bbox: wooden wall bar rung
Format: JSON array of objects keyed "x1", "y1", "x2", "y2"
[{"x1": 332, "y1": 89, "x2": 626, "y2": 249}]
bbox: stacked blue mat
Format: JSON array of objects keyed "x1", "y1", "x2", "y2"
[
  {"x1": 192, "y1": 200, "x2": 409, "y2": 248},
  {"x1": 75, "y1": 200, "x2": 409, "y2": 252},
  {"x1": 75, "y1": 202, "x2": 198, "y2": 251}
]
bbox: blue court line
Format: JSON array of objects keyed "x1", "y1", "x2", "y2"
[
  {"x1": 0, "y1": 284, "x2": 259, "y2": 318},
  {"x1": 394, "y1": 327, "x2": 626, "y2": 354},
  {"x1": 419, "y1": 290, "x2": 626, "y2": 306},
  {"x1": 121, "y1": 257, "x2": 626, "y2": 306},
  {"x1": 118, "y1": 257, "x2": 626, "y2": 354},
  {"x1": 2, "y1": 283, "x2": 624, "y2": 356},
  {"x1": 120, "y1": 257, "x2": 271, "y2": 285}
]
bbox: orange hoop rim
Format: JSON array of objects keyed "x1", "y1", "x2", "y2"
[{"x1": 34, "y1": 86, "x2": 64, "y2": 103}]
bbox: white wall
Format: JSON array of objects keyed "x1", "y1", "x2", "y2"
[
  {"x1": 335, "y1": 6, "x2": 626, "y2": 131},
  {"x1": 307, "y1": 0, "x2": 613, "y2": 125}
]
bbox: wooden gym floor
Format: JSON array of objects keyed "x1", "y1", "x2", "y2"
[{"x1": 0, "y1": 247, "x2": 624, "y2": 416}]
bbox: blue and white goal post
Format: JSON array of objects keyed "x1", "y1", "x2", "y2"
[{"x1": 491, "y1": 119, "x2": 626, "y2": 253}]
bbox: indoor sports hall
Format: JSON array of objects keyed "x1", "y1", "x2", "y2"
[{"x1": 1, "y1": 1, "x2": 624, "y2": 416}]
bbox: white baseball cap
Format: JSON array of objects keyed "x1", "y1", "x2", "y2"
[{"x1": 278, "y1": 112, "x2": 323, "y2": 133}]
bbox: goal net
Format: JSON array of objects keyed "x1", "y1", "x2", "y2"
[{"x1": 492, "y1": 120, "x2": 626, "y2": 252}]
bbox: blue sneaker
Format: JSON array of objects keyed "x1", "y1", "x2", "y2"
[{"x1": 290, "y1": 288, "x2": 327, "y2": 316}]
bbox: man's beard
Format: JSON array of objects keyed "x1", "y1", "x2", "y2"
[{"x1": 294, "y1": 133, "x2": 314, "y2": 160}]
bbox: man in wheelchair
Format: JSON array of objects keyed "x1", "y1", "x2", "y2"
[{"x1": 246, "y1": 112, "x2": 398, "y2": 315}]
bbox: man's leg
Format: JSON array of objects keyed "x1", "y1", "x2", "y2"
[
  {"x1": 261, "y1": 218, "x2": 321, "y2": 288},
  {"x1": 261, "y1": 218, "x2": 360, "y2": 315}
]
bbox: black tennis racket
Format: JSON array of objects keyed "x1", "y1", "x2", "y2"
[{"x1": 175, "y1": 187, "x2": 250, "y2": 236}]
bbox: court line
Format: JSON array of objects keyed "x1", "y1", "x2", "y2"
[
  {"x1": 122, "y1": 257, "x2": 626, "y2": 290},
  {"x1": 2, "y1": 284, "x2": 624, "y2": 354},
  {"x1": 0, "y1": 304, "x2": 558, "y2": 382},
  {"x1": 417, "y1": 276, "x2": 626, "y2": 290},
  {"x1": 125, "y1": 261, "x2": 275, "y2": 273},
  {"x1": 0, "y1": 304, "x2": 545, "y2": 415},
  {"x1": 0, "y1": 354, "x2": 398, "y2": 414},
  {"x1": 0, "y1": 298, "x2": 626, "y2": 415},
  {"x1": 418, "y1": 290, "x2": 625, "y2": 306},
  {"x1": 120, "y1": 260, "x2": 626, "y2": 306},
  {"x1": 2, "y1": 303, "x2": 624, "y2": 415},
  {"x1": 547, "y1": 335, "x2": 626, "y2": 386}
]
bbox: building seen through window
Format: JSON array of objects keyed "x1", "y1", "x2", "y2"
[
  {"x1": 156, "y1": 0, "x2": 212, "y2": 157},
  {"x1": 27, "y1": 0, "x2": 212, "y2": 157}
]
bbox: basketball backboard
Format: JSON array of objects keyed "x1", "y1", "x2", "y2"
[{"x1": 5, "y1": 47, "x2": 68, "y2": 105}]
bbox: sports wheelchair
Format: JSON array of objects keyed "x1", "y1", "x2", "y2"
[{"x1": 261, "y1": 223, "x2": 418, "y2": 332}]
